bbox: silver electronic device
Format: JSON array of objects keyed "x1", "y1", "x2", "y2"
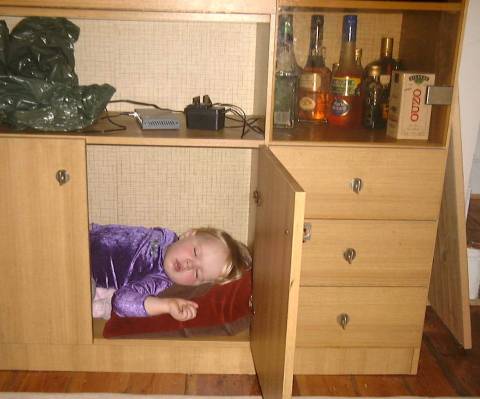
[{"x1": 134, "y1": 108, "x2": 181, "y2": 130}]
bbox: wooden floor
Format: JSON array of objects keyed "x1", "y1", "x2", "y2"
[{"x1": 1, "y1": 306, "x2": 479, "y2": 397}]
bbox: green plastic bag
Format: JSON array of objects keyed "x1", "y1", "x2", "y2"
[{"x1": 0, "y1": 17, "x2": 115, "y2": 131}]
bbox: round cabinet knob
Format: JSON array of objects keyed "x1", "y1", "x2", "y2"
[
  {"x1": 351, "y1": 177, "x2": 363, "y2": 194},
  {"x1": 56, "y1": 169, "x2": 70, "y2": 185},
  {"x1": 337, "y1": 313, "x2": 350, "y2": 330},
  {"x1": 343, "y1": 248, "x2": 356, "y2": 264}
]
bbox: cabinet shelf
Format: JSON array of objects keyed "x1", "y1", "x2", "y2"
[
  {"x1": 272, "y1": 124, "x2": 446, "y2": 148},
  {"x1": 278, "y1": 1, "x2": 462, "y2": 12},
  {"x1": 0, "y1": 6, "x2": 272, "y2": 23},
  {"x1": 0, "y1": 0, "x2": 275, "y2": 17},
  {"x1": 0, "y1": 114, "x2": 265, "y2": 148}
]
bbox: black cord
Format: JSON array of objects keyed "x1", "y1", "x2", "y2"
[
  {"x1": 108, "y1": 98, "x2": 265, "y2": 138},
  {"x1": 214, "y1": 102, "x2": 265, "y2": 138},
  {"x1": 79, "y1": 108, "x2": 127, "y2": 134},
  {"x1": 109, "y1": 99, "x2": 183, "y2": 113}
]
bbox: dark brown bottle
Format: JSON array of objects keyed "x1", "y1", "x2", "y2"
[{"x1": 365, "y1": 37, "x2": 400, "y2": 122}]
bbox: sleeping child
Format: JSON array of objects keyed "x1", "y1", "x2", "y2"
[{"x1": 90, "y1": 223, "x2": 252, "y2": 320}]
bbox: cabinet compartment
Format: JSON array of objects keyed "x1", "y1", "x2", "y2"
[
  {"x1": 301, "y1": 219, "x2": 437, "y2": 286},
  {"x1": 270, "y1": 4, "x2": 461, "y2": 147},
  {"x1": 270, "y1": 145, "x2": 446, "y2": 220},
  {"x1": 296, "y1": 286, "x2": 427, "y2": 347}
]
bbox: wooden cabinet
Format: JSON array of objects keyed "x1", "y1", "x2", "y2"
[
  {"x1": 0, "y1": 0, "x2": 472, "y2": 397},
  {"x1": 0, "y1": 137, "x2": 91, "y2": 345},
  {"x1": 266, "y1": 0, "x2": 470, "y2": 376}
]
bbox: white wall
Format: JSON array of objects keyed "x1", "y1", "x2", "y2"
[
  {"x1": 459, "y1": 0, "x2": 480, "y2": 202},
  {"x1": 459, "y1": 0, "x2": 480, "y2": 299}
]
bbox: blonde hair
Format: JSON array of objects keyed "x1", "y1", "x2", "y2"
[{"x1": 191, "y1": 227, "x2": 252, "y2": 284}]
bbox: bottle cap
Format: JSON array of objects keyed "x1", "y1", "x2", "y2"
[
  {"x1": 311, "y1": 15, "x2": 324, "y2": 27},
  {"x1": 367, "y1": 65, "x2": 381, "y2": 77},
  {"x1": 381, "y1": 37, "x2": 394, "y2": 57},
  {"x1": 342, "y1": 15, "x2": 357, "y2": 42},
  {"x1": 278, "y1": 14, "x2": 294, "y2": 43},
  {"x1": 311, "y1": 15, "x2": 324, "y2": 44}
]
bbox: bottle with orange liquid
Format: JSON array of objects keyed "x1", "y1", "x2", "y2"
[
  {"x1": 329, "y1": 15, "x2": 363, "y2": 128},
  {"x1": 297, "y1": 15, "x2": 331, "y2": 124}
]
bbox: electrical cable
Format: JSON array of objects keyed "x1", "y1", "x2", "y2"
[
  {"x1": 106, "y1": 98, "x2": 264, "y2": 139},
  {"x1": 214, "y1": 102, "x2": 265, "y2": 138},
  {"x1": 109, "y1": 99, "x2": 183, "y2": 113}
]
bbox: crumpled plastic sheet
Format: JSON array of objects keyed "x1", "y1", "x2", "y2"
[{"x1": 0, "y1": 17, "x2": 115, "y2": 131}]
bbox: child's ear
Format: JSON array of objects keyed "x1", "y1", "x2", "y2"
[{"x1": 179, "y1": 229, "x2": 197, "y2": 239}]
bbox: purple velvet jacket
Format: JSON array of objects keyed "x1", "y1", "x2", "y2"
[{"x1": 90, "y1": 223, "x2": 178, "y2": 317}]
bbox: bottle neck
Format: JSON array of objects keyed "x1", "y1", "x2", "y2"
[
  {"x1": 338, "y1": 41, "x2": 357, "y2": 72},
  {"x1": 306, "y1": 24, "x2": 325, "y2": 68},
  {"x1": 380, "y1": 38, "x2": 393, "y2": 59},
  {"x1": 276, "y1": 43, "x2": 297, "y2": 74}
]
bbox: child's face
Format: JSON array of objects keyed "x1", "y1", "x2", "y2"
[{"x1": 164, "y1": 233, "x2": 229, "y2": 286}]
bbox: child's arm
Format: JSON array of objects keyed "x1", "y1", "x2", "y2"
[
  {"x1": 112, "y1": 275, "x2": 198, "y2": 320},
  {"x1": 144, "y1": 297, "x2": 198, "y2": 320}
]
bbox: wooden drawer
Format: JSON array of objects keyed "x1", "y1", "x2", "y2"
[
  {"x1": 270, "y1": 146, "x2": 446, "y2": 220},
  {"x1": 296, "y1": 287, "x2": 427, "y2": 347},
  {"x1": 301, "y1": 219, "x2": 437, "y2": 286}
]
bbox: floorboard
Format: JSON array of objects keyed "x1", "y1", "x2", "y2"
[{"x1": 0, "y1": 307, "x2": 478, "y2": 396}]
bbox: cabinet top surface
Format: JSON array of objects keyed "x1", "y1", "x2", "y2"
[{"x1": 0, "y1": 0, "x2": 463, "y2": 19}]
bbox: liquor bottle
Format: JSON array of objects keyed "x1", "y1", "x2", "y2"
[
  {"x1": 297, "y1": 15, "x2": 331, "y2": 124},
  {"x1": 363, "y1": 65, "x2": 385, "y2": 129},
  {"x1": 273, "y1": 14, "x2": 298, "y2": 128},
  {"x1": 329, "y1": 15, "x2": 363, "y2": 128},
  {"x1": 365, "y1": 37, "x2": 400, "y2": 124}
]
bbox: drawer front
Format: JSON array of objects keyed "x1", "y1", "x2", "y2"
[
  {"x1": 296, "y1": 287, "x2": 427, "y2": 347},
  {"x1": 294, "y1": 347, "x2": 418, "y2": 375},
  {"x1": 301, "y1": 219, "x2": 437, "y2": 286},
  {"x1": 270, "y1": 146, "x2": 446, "y2": 220}
]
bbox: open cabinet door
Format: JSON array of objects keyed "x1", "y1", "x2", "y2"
[
  {"x1": 429, "y1": 86, "x2": 472, "y2": 348},
  {"x1": 250, "y1": 146, "x2": 305, "y2": 399}
]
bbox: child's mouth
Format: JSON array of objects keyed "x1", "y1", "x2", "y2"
[{"x1": 174, "y1": 260, "x2": 181, "y2": 272}]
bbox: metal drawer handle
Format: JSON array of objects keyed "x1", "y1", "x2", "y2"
[
  {"x1": 343, "y1": 248, "x2": 356, "y2": 264},
  {"x1": 56, "y1": 169, "x2": 70, "y2": 185},
  {"x1": 351, "y1": 177, "x2": 363, "y2": 194},
  {"x1": 337, "y1": 313, "x2": 350, "y2": 330},
  {"x1": 303, "y1": 222, "x2": 312, "y2": 242}
]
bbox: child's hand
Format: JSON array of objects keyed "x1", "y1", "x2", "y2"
[{"x1": 167, "y1": 298, "x2": 199, "y2": 321}]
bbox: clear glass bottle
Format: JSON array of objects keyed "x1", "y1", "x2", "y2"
[
  {"x1": 362, "y1": 65, "x2": 385, "y2": 129},
  {"x1": 297, "y1": 15, "x2": 331, "y2": 124},
  {"x1": 365, "y1": 37, "x2": 400, "y2": 123},
  {"x1": 273, "y1": 14, "x2": 298, "y2": 128},
  {"x1": 329, "y1": 15, "x2": 363, "y2": 128}
]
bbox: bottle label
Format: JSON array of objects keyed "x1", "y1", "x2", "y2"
[
  {"x1": 331, "y1": 76, "x2": 361, "y2": 96},
  {"x1": 331, "y1": 98, "x2": 350, "y2": 116},
  {"x1": 299, "y1": 72, "x2": 322, "y2": 92},
  {"x1": 299, "y1": 96, "x2": 316, "y2": 112},
  {"x1": 380, "y1": 74, "x2": 391, "y2": 86}
]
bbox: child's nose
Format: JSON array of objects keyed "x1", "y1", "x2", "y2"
[{"x1": 184, "y1": 259, "x2": 193, "y2": 270}]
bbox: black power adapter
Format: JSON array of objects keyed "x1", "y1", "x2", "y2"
[{"x1": 184, "y1": 95, "x2": 225, "y2": 130}]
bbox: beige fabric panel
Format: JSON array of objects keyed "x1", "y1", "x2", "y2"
[
  {"x1": 292, "y1": 11, "x2": 402, "y2": 71},
  {"x1": 87, "y1": 145, "x2": 254, "y2": 243}
]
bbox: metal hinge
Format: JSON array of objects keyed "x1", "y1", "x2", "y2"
[{"x1": 426, "y1": 86, "x2": 453, "y2": 105}]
